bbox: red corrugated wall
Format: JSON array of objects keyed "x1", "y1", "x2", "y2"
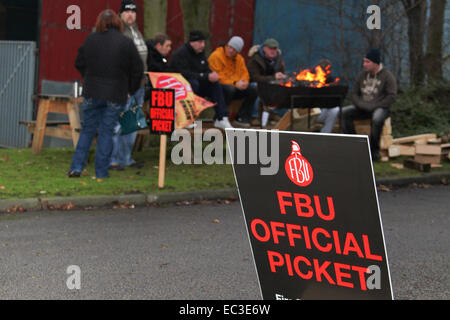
[
  {"x1": 39, "y1": 0, "x2": 144, "y2": 84},
  {"x1": 166, "y1": 0, "x2": 185, "y2": 53},
  {"x1": 164, "y1": 0, "x2": 255, "y2": 58},
  {"x1": 209, "y1": 0, "x2": 255, "y2": 58},
  {"x1": 38, "y1": 0, "x2": 255, "y2": 85}
]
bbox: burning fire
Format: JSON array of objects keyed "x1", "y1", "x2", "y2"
[{"x1": 281, "y1": 65, "x2": 340, "y2": 88}]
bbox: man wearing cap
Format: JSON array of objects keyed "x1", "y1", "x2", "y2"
[
  {"x1": 208, "y1": 36, "x2": 257, "y2": 127},
  {"x1": 169, "y1": 30, "x2": 233, "y2": 129},
  {"x1": 342, "y1": 48, "x2": 397, "y2": 161},
  {"x1": 110, "y1": 0, "x2": 148, "y2": 170},
  {"x1": 247, "y1": 38, "x2": 287, "y2": 125},
  {"x1": 247, "y1": 38, "x2": 287, "y2": 83}
]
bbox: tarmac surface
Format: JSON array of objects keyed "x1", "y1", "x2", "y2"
[{"x1": 0, "y1": 183, "x2": 448, "y2": 300}]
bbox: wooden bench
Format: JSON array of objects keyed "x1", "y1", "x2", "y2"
[
  {"x1": 20, "y1": 95, "x2": 82, "y2": 154},
  {"x1": 20, "y1": 120, "x2": 79, "y2": 139}
]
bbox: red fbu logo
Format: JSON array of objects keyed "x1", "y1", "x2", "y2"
[
  {"x1": 285, "y1": 141, "x2": 314, "y2": 187},
  {"x1": 156, "y1": 75, "x2": 191, "y2": 100}
]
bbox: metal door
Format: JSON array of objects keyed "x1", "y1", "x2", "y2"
[{"x1": 0, "y1": 41, "x2": 36, "y2": 148}]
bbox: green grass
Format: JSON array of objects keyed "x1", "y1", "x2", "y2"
[
  {"x1": 373, "y1": 156, "x2": 450, "y2": 178},
  {"x1": 0, "y1": 147, "x2": 235, "y2": 200},
  {"x1": 0, "y1": 147, "x2": 449, "y2": 200}
]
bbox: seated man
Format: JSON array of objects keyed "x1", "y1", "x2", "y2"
[
  {"x1": 169, "y1": 30, "x2": 233, "y2": 129},
  {"x1": 208, "y1": 36, "x2": 257, "y2": 127},
  {"x1": 247, "y1": 38, "x2": 287, "y2": 83},
  {"x1": 342, "y1": 49, "x2": 397, "y2": 161},
  {"x1": 247, "y1": 38, "x2": 287, "y2": 125},
  {"x1": 146, "y1": 32, "x2": 172, "y2": 72}
]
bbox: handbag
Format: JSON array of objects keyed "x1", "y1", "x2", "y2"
[{"x1": 118, "y1": 97, "x2": 148, "y2": 135}]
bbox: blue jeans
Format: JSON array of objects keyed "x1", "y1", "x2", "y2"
[
  {"x1": 110, "y1": 87, "x2": 145, "y2": 167},
  {"x1": 249, "y1": 82, "x2": 288, "y2": 118},
  {"x1": 317, "y1": 107, "x2": 340, "y2": 133},
  {"x1": 70, "y1": 98, "x2": 124, "y2": 178}
]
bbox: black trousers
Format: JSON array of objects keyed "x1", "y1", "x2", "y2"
[
  {"x1": 189, "y1": 79, "x2": 228, "y2": 120},
  {"x1": 342, "y1": 105, "x2": 390, "y2": 155},
  {"x1": 221, "y1": 84, "x2": 258, "y2": 121}
]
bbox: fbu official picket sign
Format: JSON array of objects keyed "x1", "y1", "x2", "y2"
[{"x1": 226, "y1": 129, "x2": 393, "y2": 300}]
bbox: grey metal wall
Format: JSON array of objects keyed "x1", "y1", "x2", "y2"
[{"x1": 0, "y1": 41, "x2": 36, "y2": 148}]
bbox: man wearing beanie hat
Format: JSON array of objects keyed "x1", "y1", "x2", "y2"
[
  {"x1": 342, "y1": 48, "x2": 397, "y2": 161},
  {"x1": 120, "y1": 0, "x2": 137, "y2": 13},
  {"x1": 208, "y1": 36, "x2": 257, "y2": 127},
  {"x1": 170, "y1": 30, "x2": 233, "y2": 129},
  {"x1": 110, "y1": 0, "x2": 148, "y2": 170}
]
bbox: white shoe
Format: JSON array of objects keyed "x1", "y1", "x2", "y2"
[
  {"x1": 214, "y1": 117, "x2": 234, "y2": 129},
  {"x1": 185, "y1": 122, "x2": 197, "y2": 129}
]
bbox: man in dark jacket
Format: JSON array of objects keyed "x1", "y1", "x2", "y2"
[
  {"x1": 342, "y1": 48, "x2": 397, "y2": 161},
  {"x1": 146, "y1": 33, "x2": 172, "y2": 72},
  {"x1": 110, "y1": 0, "x2": 148, "y2": 170},
  {"x1": 69, "y1": 9, "x2": 143, "y2": 179},
  {"x1": 74, "y1": 19, "x2": 142, "y2": 105},
  {"x1": 247, "y1": 38, "x2": 287, "y2": 83},
  {"x1": 169, "y1": 30, "x2": 233, "y2": 129},
  {"x1": 247, "y1": 38, "x2": 287, "y2": 124}
]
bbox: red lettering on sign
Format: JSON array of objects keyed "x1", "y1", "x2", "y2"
[
  {"x1": 276, "y1": 191, "x2": 336, "y2": 222},
  {"x1": 343, "y1": 232, "x2": 365, "y2": 258},
  {"x1": 156, "y1": 76, "x2": 188, "y2": 100},
  {"x1": 294, "y1": 193, "x2": 314, "y2": 218},
  {"x1": 286, "y1": 223, "x2": 302, "y2": 247},
  {"x1": 277, "y1": 191, "x2": 292, "y2": 214},
  {"x1": 352, "y1": 265, "x2": 369, "y2": 291},
  {"x1": 363, "y1": 235, "x2": 383, "y2": 261},
  {"x1": 267, "y1": 251, "x2": 284, "y2": 273},
  {"x1": 332, "y1": 230, "x2": 342, "y2": 254},
  {"x1": 311, "y1": 228, "x2": 332, "y2": 253},
  {"x1": 151, "y1": 120, "x2": 173, "y2": 132},
  {"x1": 314, "y1": 195, "x2": 335, "y2": 221},
  {"x1": 251, "y1": 219, "x2": 271, "y2": 242},
  {"x1": 271, "y1": 222, "x2": 286, "y2": 244},
  {"x1": 303, "y1": 225, "x2": 312, "y2": 249},
  {"x1": 284, "y1": 253, "x2": 294, "y2": 277},
  {"x1": 334, "y1": 263, "x2": 353, "y2": 288},
  {"x1": 265, "y1": 251, "x2": 373, "y2": 290},
  {"x1": 151, "y1": 91, "x2": 174, "y2": 107},
  {"x1": 293, "y1": 256, "x2": 313, "y2": 280},
  {"x1": 313, "y1": 259, "x2": 335, "y2": 285}
]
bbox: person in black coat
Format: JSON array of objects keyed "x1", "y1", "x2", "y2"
[
  {"x1": 169, "y1": 30, "x2": 233, "y2": 129},
  {"x1": 69, "y1": 9, "x2": 143, "y2": 179},
  {"x1": 146, "y1": 33, "x2": 172, "y2": 72}
]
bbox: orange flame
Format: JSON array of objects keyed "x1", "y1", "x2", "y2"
[{"x1": 281, "y1": 65, "x2": 340, "y2": 88}]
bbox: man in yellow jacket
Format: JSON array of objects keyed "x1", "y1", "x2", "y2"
[{"x1": 208, "y1": 36, "x2": 257, "y2": 127}]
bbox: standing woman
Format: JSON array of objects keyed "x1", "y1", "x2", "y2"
[{"x1": 68, "y1": 9, "x2": 143, "y2": 179}]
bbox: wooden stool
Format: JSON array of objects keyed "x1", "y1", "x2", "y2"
[{"x1": 23, "y1": 94, "x2": 82, "y2": 154}]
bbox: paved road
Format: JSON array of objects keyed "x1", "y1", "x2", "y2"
[{"x1": 0, "y1": 185, "x2": 448, "y2": 300}]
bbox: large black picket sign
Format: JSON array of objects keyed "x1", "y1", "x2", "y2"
[{"x1": 226, "y1": 129, "x2": 393, "y2": 300}]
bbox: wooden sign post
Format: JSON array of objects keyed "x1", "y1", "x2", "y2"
[{"x1": 158, "y1": 134, "x2": 167, "y2": 188}]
